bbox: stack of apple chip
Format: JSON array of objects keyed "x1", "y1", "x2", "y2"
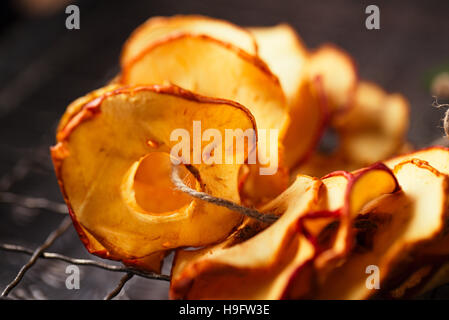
[{"x1": 51, "y1": 15, "x2": 449, "y2": 299}]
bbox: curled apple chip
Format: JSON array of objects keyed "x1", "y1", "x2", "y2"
[
  {"x1": 313, "y1": 160, "x2": 449, "y2": 299},
  {"x1": 120, "y1": 33, "x2": 290, "y2": 206},
  {"x1": 248, "y1": 25, "x2": 357, "y2": 169},
  {"x1": 384, "y1": 146, "x2": 449, "y2": 174},
  {"x1": 292, "y1": 152, "x2": 353, "y2": 179},
  {"x1": 315, "y1": 164, "x2": 400, "y2": 270},
  {"x1": 282, "y1": 78, "x2": 329, "y2": 169},
  {"x1": 248, "y1": 24, "x2": 329, "y2": 169},
  {"x1": 248, "y1": 25, "x2": 356, "y2": 115},
  {"x1": 294, "y1": 82, "x2": 410, "y2": 177},
  {"x1": 384, "y1": 146, "x2": 449, "y2": 296},
  {"x1": 51, "y1": 84, "x2": 257, "y2": 272},
  {"x1": 170, "y1": 175, "x2": 322, "y2": 299},
  {"x1": 283, "y1": 163, "x2": 399, "y2": 299},
  {"x1": 170, "y1": 216, "x2": 266, "y2": 295},
  {"x1": 121, "y1": 15, "x2": 257, "y2": 67},
  {"x1": 238, "y1": 149, "x2": 290, "y2": 207},
  {"x1": 248, "y1": 24, "x2": 323, "y2": 169},
  {"x1": 307, "y1": 45, "x2": 357, "y2": 114},
  {"x1": 247, "y1": 24, "x2": 312, "y2": 169},
  {"x1": 334, "y1": 82, "x2": 409, "y2": 165},
  {"x1": 120, "y1": 34, "x2": 288, "y2": 138},
  {"x1": 248, "y1": 24, "x2": 308, "y2": 106},
  {"x1": 245, "y1": 24, "x2": 326, "y2": 201},
  {"x1": 170, "y1": 163, "x2": 398, "y2": 299}
]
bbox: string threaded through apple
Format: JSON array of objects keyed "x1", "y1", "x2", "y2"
[{"x1": 170, "y1": 164, "x2": 279, "y2": 224}]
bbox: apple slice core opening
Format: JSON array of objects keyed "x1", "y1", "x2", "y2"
[{"x1": 130, "y1": 152, "x2": 197, "y2": 214}]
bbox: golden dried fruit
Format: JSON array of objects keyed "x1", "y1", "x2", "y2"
[
  {"x1": 171, "y1": 163, "x2": 398, "y2": 299},
  {"x1": 248, "y1": 24, "x2": 308, "y2": 107},
  {"x1": 248, "y1": 25, "x2": 357, "y2": 169},
  {"x1": 282, "y1": 78, "x2": 328, "y2": 169},
  {"x1": 121, "y1": 15, "x2": 257, "y2": 67},
  {"x1": 335, "y1": 81, "x2": 409, "y2": 165},
  {"x1": 120, "y1": 32, "x2": 290, "y2": 205},
  {"x1": 313, "y1": 160, "x2": 449, "y2": 299},
  {"x1": 294, "y1": 82, "x2": 410, "y2": 177},
  {"x1": 307, "y1": 44, "x2": 357, "y2": 114},
  {"x1": 51, "y1": 84, "x2": 257, "y2": 272},
  {"x1": 384, "y1": 146, "x2": 449, "y2": 174},
  {"x1": 121, "y1": 34, "x2": 288, "y2": 137},
  {"x1": 249, "y1": 24, "x2": 317, "y2": 170},
  {"x1": 170, "y1": 175, "x2": 322, "y2": 299}
]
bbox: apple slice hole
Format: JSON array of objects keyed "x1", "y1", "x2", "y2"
[{"x1": 133, "y1": 152, "x2": 197, "y2": 213}]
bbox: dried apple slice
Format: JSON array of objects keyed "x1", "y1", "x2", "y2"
[
  {"x1": 248, "y1": 25, "x2": 329, "y2": 169},
  {"x1": 51, "y1": 84, "x2": 257, "y2": 272},
  {"x1": 248, "y1": 26, "x2": 355, "y2": 169},
  {"x1": 282, "y1": 78, "x2": 329, "y2": 169},
  {"x1": 315, "y1": 164, "x2": 400, "y2": 270},
  {"x1": 280, "y1": 165, "x2": 397, "y2": 298},
  {"x1": 170, "y1": 216, "x2": 266, "y2": 291},
  {"x1": 307, "y1": 44, "x2": 357, "y2": 114},
  {"x1": 335, "y1": 82, "x2": 409, "y2": 165},
  {"x1": 238, "y1": 157, "x2": 290, "y2": 207},
  {"x1": 120, "y1": 34, "x2": 288, "y2": 138},
  {"x1": 170, "y1": 175, "x2": 323, "y2": 299},
  {"x1": 249, "y1": 25, "x2": 356, "y2": 116},
  {"x1": 384, "y1": 147, "x2": 449, "y2": 297},
  {"x1": 248, "y1": 24, "x2": 307, "y2": 106},
  {"x1": 283, "y1": 163, "x2": 399, "y2": 297},
  {"x1": 121, "y1": 15, "x2": 257, "y2": 67},
  {"x1": 313, "y1": 159, "x2": 449, "y2": 299},
  {"x1": 170, "y1": 163, "x2": 398, "y2": 299},
  {"x1": 120, "y1": 33, "x2": 290, "y2": 206},
  {"x1": 292, "y1": 151, "x2": 351, "y2": 179},
  {"x1": 245, "y1": 24, "x2": 324, "y2": 201},
  {"x1": 294, "y1": 82, "x2": 410, "y2": 177},
  {"x1": 384, "y1": 146, "x2": 449, "y2": 174}
]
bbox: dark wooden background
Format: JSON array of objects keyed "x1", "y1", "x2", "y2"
[{"x1": 0, "y1": 0, "x2": 448, "y2": 299}]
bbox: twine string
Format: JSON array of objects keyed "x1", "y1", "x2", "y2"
[
  {"x1": 170, "y1": 164, "x2": 278, "y2": 224},
  {"x1": 432, "y1": 96, "x2": 449, "y2": 137}
]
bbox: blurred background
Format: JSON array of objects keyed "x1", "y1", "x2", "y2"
[{"x1": 0, "y1": 0, "x2": 448, "y2": 299}]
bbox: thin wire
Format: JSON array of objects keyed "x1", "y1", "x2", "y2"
[
  {"x1": 1, "y1": 217, "x2": 72, "y2": 297},
  {"x1": 104, "y1": 273, "x2": 134, "y2": 300},
  {"x1": 0, "y1": 192, "x2": 68, "y2": 214},
  {"x1": 0, "y1": 243, "x2": 170, "y2": 281}
]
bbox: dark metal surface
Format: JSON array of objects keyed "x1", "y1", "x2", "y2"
[{"x1": 0, "y1": 0, "x2": 448, "y2": 299}]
